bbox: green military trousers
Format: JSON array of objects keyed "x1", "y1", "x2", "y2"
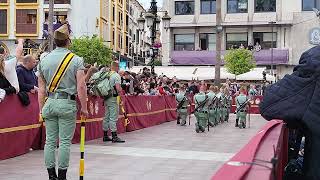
[
  {"x1": 221, "y1": 107, "x2": 228, "y2": 122},
  {"x1": 42, "y1": 98, "x2": 77, "y2": 170},
  {"x1": 178, "y1": 108, "x2": 188, "y2": 125},
  {"x1": 103, "y1": 97, "x2": 119, "y2": 132},
  {"x1": 194, "y1": 112, "x2": 208, "y2": 132},
  {"x1": 216, "y1": 108, "x2": 222, "y2": 123},
  {"x1": 237, "y1": 111, "x2": 247, "y2": 128},
  {"x1": 208, "y1": 108, "x2": 217, "y2": 125}
]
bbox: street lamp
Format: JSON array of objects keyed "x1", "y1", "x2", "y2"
[
  {"x1": 268, "y1": 21, "x2": 276, "y2": 76},
  {"x1": 135, "y1": 0, "x2": 171, "y2": 75}
]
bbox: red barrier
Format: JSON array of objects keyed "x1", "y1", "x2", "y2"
[
  {"x1": 212, "y1": 120, "x2": 288, "y2": 180},
  {"x1": 0, "y1": 94, "x2": 41, "y2": 160},
  {"x1": 0, "y1": 94, "x2": 177, "y2": 160}
]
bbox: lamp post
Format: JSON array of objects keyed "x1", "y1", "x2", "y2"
[
  {"x1": 137, "y1": 0, "x2": 171, "y2": 75},
  {"x1": 269, "y1": 21, "x2": 276, "y2": 76}
]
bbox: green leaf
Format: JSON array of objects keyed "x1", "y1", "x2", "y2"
[
  {"x1": 224, "y1": 48, "x2": 256, "y2": 75},
  {"x1": 69, "y1": 36, "x2": 112, "y2": 66}
]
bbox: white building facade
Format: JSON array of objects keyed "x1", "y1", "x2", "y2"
[
  {"x1": 161, "y1": 0, "x2": 320, "y2": 78},
  {"x1": 128, "y1": 0, "x2": 152, "y2": 66},
  {"x1": 0, "y1": 0, "x2": 100, "y2": 55}
]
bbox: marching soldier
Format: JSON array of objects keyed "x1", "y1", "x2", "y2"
[
  {"x1": 194, "y1": 86, "x2": 209, "y2": 133},
  {"x1": 103, "y1": 61, "x2": 125, "y2": 143},
  {"x1": 207, "y1": 85, "x2": 217, "y2": 127},
  {"x1": 220, "y1": 86, "x2": 228, "y2": 122},
  {"x1": 214, "y1": 86, "x2": 222, "y2": 124},
  {"x1": 38, "y1": 24, "x2": 88, "y2": 180},
  {"x1": 236, "y1": 87, "x2": 249, "y2": 129},
  {"x1": 224, "y1": 87, "x2": 232, "y2": 122},
  {"x1": 176, "y1": 84, "x2": 189, "y2": 126}
]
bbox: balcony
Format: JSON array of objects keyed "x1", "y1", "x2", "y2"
[
  {"x1": 44, "y1": 0, "x2": 70, "y2": 4},
  {"x1": 170, "y1": 49, "x2": 289, "y2": 66},
  {"x1": 43, "y1": 0, "x2": 72, "y2": 10},
  {"x1": 42, "y1": 22, "x2": 71, "y2": 39}
]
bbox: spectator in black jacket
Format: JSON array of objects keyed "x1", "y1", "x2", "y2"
[{"x1": 16, "y1": 55, "x2": 38, "y2": 93}]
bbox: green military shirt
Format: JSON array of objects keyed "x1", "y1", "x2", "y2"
[
  {"x1": 206, "y1": 91, "x2": 216, "y2": 109},
  {"x1": 38, "y1": 47, "x2": 85, "y2": 95},
  {"x1": 194, "y1": 92, "x2": 207, "y2": 110},
  {"x1": 108, "y1": 71, "x2": 121, "y2": 95},
  {"x1": 236, "y1": 94, "x2": 248, "y2": 109},
  {"x1": 176, "y1": 91, "x2": 188, "y2": 108}
]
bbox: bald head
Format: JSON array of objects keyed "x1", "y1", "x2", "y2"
[
  {"x1": 111, "y1": 61, "x2": 119, "y2": 72},
  {"x1": 23, "y1": 55, "x2": 37, "y2": 70}
]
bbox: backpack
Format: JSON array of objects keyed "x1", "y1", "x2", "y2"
[{"x1": 88, "y1": 71, "x2": 115, "y2": 98}]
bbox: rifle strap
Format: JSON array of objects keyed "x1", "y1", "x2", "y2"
[{"x1": 48, "y1": 52, "x2": 75, "y2": 93}]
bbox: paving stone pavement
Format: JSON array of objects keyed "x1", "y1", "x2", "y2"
[{"x1": 0, "y1": 114, "x2": 267, "y2": 180}]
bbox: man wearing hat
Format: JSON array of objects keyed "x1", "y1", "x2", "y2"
[{"x1": 38, "y1": 24, "x2": 88, "y2": 180}]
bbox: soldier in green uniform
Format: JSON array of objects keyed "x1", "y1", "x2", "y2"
[
  {"x1": 175, "y1": 84, "x2": 189, "y2": 126},
  {"x1": 207, "y1": 85, "x2": 217, "y2": 127},
  {"x1": 220, "y1": 86, "x2": 228, "y2": 122},
  {"x1": 215, "y1": 86, "x2": 222, "y2": 124},
  {"x1": 194, "y1": 86, "x2": 209, "y2": 133},
  {"x1": 38, "y1": 24, "x2": 88, "y2": 180},
  {"x1": 102, "y1": 61, "x2": 125, "y2": 143},
  {"x1": 224, "y1": 87, "x2": 232, "y2": 122},
  {"x1": 236, "y1": 87, "x2": 249, "y2": 129}
]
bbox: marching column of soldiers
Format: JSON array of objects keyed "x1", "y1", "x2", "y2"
[{"x1": 175, "y1": 83, "x2": 250, "y2": 133}]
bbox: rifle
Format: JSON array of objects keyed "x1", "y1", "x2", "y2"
[
  {"x1": 235, "y1": 99, "x2": 250, "y2": 114},
  {"x1": 208, "y1": 96, "x2": 218, "y2": 109},
  {"x1": 191, "y1": 96, "x2": 209, "y2": 114},
  {"x1": 176, "y1": 92, "x2": 188, "y2": 110}
]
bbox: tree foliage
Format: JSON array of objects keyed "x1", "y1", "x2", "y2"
[
  {"x1": 69, "y1": 36, "x2": 112, "y2": 65},
  {"x1": 147, "y1": 59, "x2": 162, "y2": 66},
  {"x1": 224, "y1": 48, "x2": 256, "y2": 75}
]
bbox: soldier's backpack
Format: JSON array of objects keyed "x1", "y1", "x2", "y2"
[{"x1": 88, "y1": 71, "x2": 115, "y2": 98}]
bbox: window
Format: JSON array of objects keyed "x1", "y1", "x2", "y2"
[
  {"x1": 302, "y1": 0, "x2": 320, "y2": 11},
  {"x1": 255, "y1": 0, "x2": 276, "y2": 12},
  {"x1": 226, "y1": 33, "x2": 248, "y2": 49},
  {"x1": 112, "y1": 29, "x2": 115, "y2": 46},
  {"x1": 16, "y1": 0, "x2": 37, "y2": 3},
  {"x1": 253, "y1": 32, "x2": 277, "y2": 49},
  {"x1": 16, "y1": 9, "x2": 37, "y2": 35},
  {"x1": 174, "y1": 34, "x2": 195, "y2": 51},
  {"x1": 0, "y1": 0, "x2": 8, "y2": 3},
  {"x1": 44, "y1": 0, "x2": 70, "y2": 4},
  {"x1": 200, "y1": 33, "x2": 216, "y2": 50},
  {"x1": 228, "y1": 0, "x2": 248, "y2": 13},
  {"x1": 112, "y1": 6, "x2": 115, "y2": 22},
  {"x1": 201, "y1": 0, "x2": 216, "y2": 14},
  {"x1": 0, "y1": 9, "x2": 7, "y2": 34},
  {"x1": 175, "y1": 1, "x2": 195, "y2": 15},
  {"x1": 119, "y1": 34, "x2": 122, "y2": 49}
]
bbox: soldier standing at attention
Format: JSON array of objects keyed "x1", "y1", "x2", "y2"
[
  {"x1": 102, "y1": 61, "x2": 125, "y2": 143},
  {"x1": 175, "y1": 84, "x2": 189, "y2": 126},
  {"x1": 38, "y1": 24, "x2": 88, "y2": 180},
  {"x1": 207, "y1": 85, "x2": 217, "y2": 127},
  {"x1": 215, "y1": 86, "x2": 222, "y2": 124},
  {"x1": 194, "y1": 86, "x2": 209, "y2": 133},
  {"x1": 236, "y1": 87, "x2": 249, "y2": 129}
]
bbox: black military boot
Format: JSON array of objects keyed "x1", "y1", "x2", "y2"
[
  {"x1": 177, "y1": 116, "x2": 181, "y2": 124},
  {"x1": 103, "y1": 131, "x2": 112, "y2": 142},
  {"x1": 58, "y1": 169, "x2": 67, "y2": 180},
  {"x1": 209, "y1": 122, "x2": 214, "y2": 127},
  {"x1": 199, "y1": 125, "x2": 205, "y2": 132},
  {"x1": 47, "y1": 168, "x2": 57, "y2": 180},
  {"x1": 235, "y1": 118, "x2": 239, "y2": 127},
  {"x1": 112, "y1": 132, "x2": 125, "y2": 143}
]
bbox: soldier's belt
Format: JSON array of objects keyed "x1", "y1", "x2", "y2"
[
  {"x1": 48, "y1": 92, "x2": 76, "y2": 100},
  {"x1": 196, "y1": 110, "x2": 208, "y2": 113},
  {"x1": 48, "y1": 52, "x2": 75, "y2": 93}
]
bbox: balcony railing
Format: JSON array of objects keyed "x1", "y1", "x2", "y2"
[{"x1": 44, "y1": 0, "x2": 70, "y2": 4}]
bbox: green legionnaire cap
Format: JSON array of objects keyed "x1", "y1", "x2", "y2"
[{"x1": 54, "y1": 24, "x2": 70, "y2": 40}]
